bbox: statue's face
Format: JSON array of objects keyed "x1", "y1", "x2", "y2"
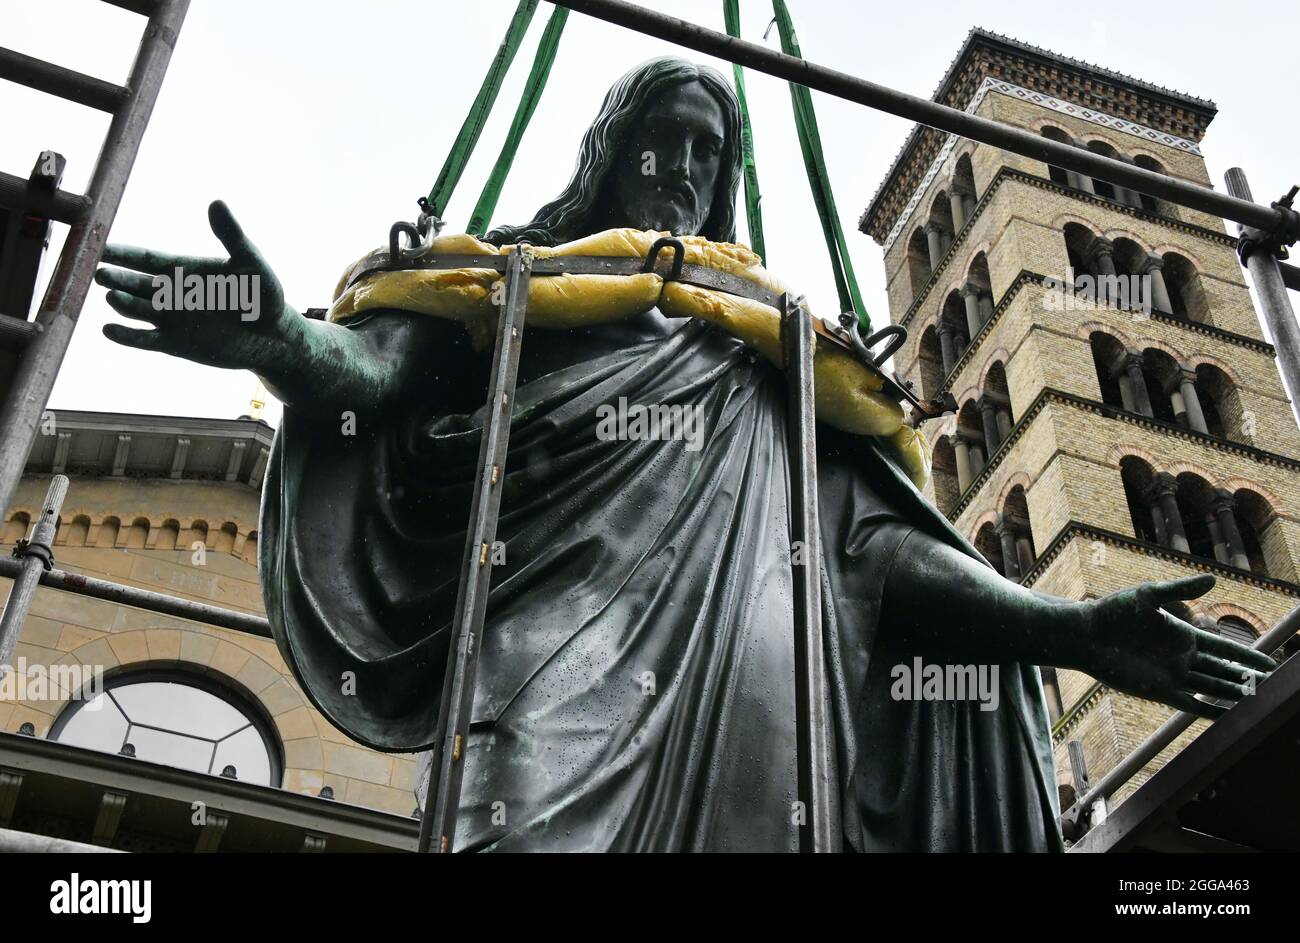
[{"x1": 605, "y1": 80, "x2": 725, "y2": 236}]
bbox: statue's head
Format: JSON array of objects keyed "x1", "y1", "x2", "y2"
[{"x1": 487, "y1": 57, "x2": 743, "y2": 246}]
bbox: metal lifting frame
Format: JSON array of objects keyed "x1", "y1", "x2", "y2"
[{"x1": 3, "y1": 0, "x2": 1300, "y2": 854}]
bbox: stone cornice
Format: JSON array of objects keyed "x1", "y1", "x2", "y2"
[
  {"x1": 1020, "y1": 519, "x2": 1300, "y2": 598},
  {"x1": 895, "y1": 167, "x2": 1239, "y2": 326},
  {"x1": 944, "y1": 388, "x2": 1300, "y2": 521}
]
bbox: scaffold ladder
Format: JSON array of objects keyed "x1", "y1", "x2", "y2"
[{"x1": 0, "y1": 0, "x2": 192, "y2": 515}]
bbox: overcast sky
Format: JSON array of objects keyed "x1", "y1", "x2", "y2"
[{"x1": 6, "y1": 0, "x2": 1298, "y2": 430}]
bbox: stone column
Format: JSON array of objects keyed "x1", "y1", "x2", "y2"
[
  {"x1": 1152, "y1": 473, "x2": 1190, "y2": 553},
  {"x1": 996, "y1": 405, "x2": 1012, "y2": 440},
  {"x1": 978, "y1": 292, "x2": 994, "y2": 323},
  {"x1": 962, "y1": 192, "x2": 975, "y2": 222},
  {"x1": 1123, "y1": 352, "x2": 1154, "y2": 417},
  {"x1": 1015, "y1": 535, "x2": 1036, "y2": 575},
  {"x1": 1114, "y1": 365, "x2": 1138, "y2": 413},
  {"x1": 961, "y1": 282, "x2": 985, "y2": 337},
  {"x1": 1066, "y1": 168, "x2": 1096, "y2": 194},
  {"x1": 1177, "y1": 368, "x2": 1209, "y2": 434},
  {"x1": 1148, "y1": 503, "x2": 1169, "y2": 545},
  {"x1": 1087, "y1": 238, "x2": 1118, "y2": 306},
  {"x1": 938, "y1": 323, "x2": 958, "y2": 375},
  {"x1": 925, "y1": 220, "x2": 946, "y2": 271},
  {"x1": 1205, "y1": 513, "x2": 1230, "y2": 565},
  {"x1": 1141, "y1": 254, "x2": 1173, "y2": 315},
  {"x1": 949, "y1": 188, "x2": 968, "y2": 232},
  {"x1": 996, "y1": 519, "x2": 1021, "y2": 579},
  {"x1": 1213, "y1": 491, "x2": 1252, "y2": 570},
  {"x1": 979, "y1": 397, "x2": 1002, "y2": 453},
  {"x1": 968, "y1": 437, "x2": 986, "y2": 478},
  {"x1": 952, "y1": 434, "x2": 973, "y2": 493}
]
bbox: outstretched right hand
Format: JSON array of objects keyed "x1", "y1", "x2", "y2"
[{"x1": 96, "y1": 200, "x2": 297, "y2": 372}]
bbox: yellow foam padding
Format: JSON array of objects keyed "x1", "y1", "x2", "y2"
[
  {"x1": 330, "y1": 229, "x2": 664, "y2": 339},
  {"x1": 659, "y1": 282, "x2": 903, "y2": 440},
  {"x1": 882, "y1": 424, "x2": 930, "y2": 491}
]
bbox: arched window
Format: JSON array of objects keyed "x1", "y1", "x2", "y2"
[
  {"x1": 1119, "y1": 456, "x2": 1160, "y2": 543},
  {"x1": 907, "y1": 226, "x2": 932, "y2": 297},
  {"x1": 1195, "y1": 364, "x2": 1238, "y2": 441},
  {"x1": 952, "y1": 153, "x2": 977, "y2": 221},
  {"x1": 1140, "y1": 347, "x2": 1180, "y2": 425},
  {"x1": 1089, "y1": 332, "x2": 1128, "y2": 409},
  {"x1": 1086, "y1": 140, "x2": 1122, "y2": 200},
  {"x1": 1234, "y1": 489, "x2": 1275, "y2": 576},
  {"x1": 1040, "y1": 127, "x2": 1074, "y2": 187},
  {"x1": 931, "y1": 431, "x2": 961, "y2": 516},
  {"x1": 51, "y1": 668, "x2": 284, "y2": 787},
  {"x1": 1133, "y1": 155, "x2": 1176, "y2": 218},
  {"x1": 3, "y1": 512, "x2": 30, "y2": 544},
  {"x1": 916, "y1": 324, "x2": 946, "y2": 402},
  {"x1": 1215, "y1": 616, "x2": 1257, "y2": 647},
  {"x1": 1162, "y1": 253, "x2": 1210, "y2": 324},
  {"x1": 1063, "y1": 224, "x2": 1098, "y2": 295}
]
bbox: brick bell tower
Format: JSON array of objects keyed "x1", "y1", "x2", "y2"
[{"x1": 860, "y1": 28, "x2": 1300, "y2": 813}]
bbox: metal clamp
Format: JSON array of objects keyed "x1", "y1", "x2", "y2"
[
  {"x1": 12, "y1": 537, "x2": 53, "y2": 571},
  {"x1": 641, "y1": 237, "x2": 685, "y2": 281}
]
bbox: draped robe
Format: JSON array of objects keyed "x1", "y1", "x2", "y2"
[{"x1": 260, "y1": 303, "x2": 1063, "y2": 852}]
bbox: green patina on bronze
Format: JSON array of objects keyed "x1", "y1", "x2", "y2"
[{"x1": 93, "y1": 57, "x2": 1272, "y2": 852}]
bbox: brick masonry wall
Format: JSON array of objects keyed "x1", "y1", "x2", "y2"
[{"x1": 1, "y1": 475, "x2": 423, "y2": 819}]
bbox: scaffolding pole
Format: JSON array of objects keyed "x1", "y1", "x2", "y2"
[
  {"x1": 1224, "y1": 168, "x2": 1300, "y2": 424},
  {"x1": 0, "y1": 475, "x2": 67, "y2": 669}
]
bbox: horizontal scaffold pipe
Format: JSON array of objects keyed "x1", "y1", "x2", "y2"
[
  {"x1": 0, "y1": 556, "x2": 272, "y2": 639},
  {"x1": 547, "y1": 0, "x2": 1299, "y2": 241}
]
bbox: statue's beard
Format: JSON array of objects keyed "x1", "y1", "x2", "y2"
[{"x1": 624, "y1": 188, "x2": 706, "y2": 236}]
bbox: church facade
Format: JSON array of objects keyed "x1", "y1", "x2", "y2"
[{"x1": 860, "y1": 28, "x2": 1300, "y2": 813}]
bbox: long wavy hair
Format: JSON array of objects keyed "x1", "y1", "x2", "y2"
[{"x1": 486, "y1": 57, "x2": 743, "y2": 247}]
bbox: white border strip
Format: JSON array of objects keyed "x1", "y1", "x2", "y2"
[{"x1": 880, "y1": 78, "x2": 1203, "y2": 253}]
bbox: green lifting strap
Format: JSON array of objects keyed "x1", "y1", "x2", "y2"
[
  {"x1": 425, "y1": 0, "x2": 540, "y2": 219},
  {"x1": 467, "y1": 7, "x2": 570, "y2": 236},
  {"x1": 769, "y1": 0, "x2": 870, "y2": 331},
  {"x1": 722, "y1": 0, "x2": 767, "y2": 265}
]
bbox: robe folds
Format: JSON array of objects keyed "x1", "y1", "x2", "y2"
[{"x1": 260, "y1": 310, "x2": 1063, "y2": 852}]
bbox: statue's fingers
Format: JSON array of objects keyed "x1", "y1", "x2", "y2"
[
  {"x1": 102, "y1": 323, "x2": 163, "y2": 351},
  {"x1": 1185, "y1": 670, "x2": 1248, "y2": 701},
  {"x1": 104, "y1": 289, "x2": 172, "y2": 325},
  {"x1": 1190, "y1": 650, "x2": 1269, "y2": 686},
  {"x1": 1140, "y1": 573, "x2": 1216, "y2": 606},
  {"x1": 1169, "y1": 691, "x2": 1228, "y2": 721},
  {"x1": 208, "y1": 200, "x2": 259, "y2": 263},
  {"x1": 101, "y1": 244, "x2": 225, "y2": 275},
  {"x1": 95, "y1": 265, "x2": 159, "y2": 299},
  {"x1": 1195, "y1": 630, "x2": 1276, "y2": 673}
]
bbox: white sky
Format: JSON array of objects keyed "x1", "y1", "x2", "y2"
[{"x1": 6, "y1": 0, "x2": 1298, "y2": 430}]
